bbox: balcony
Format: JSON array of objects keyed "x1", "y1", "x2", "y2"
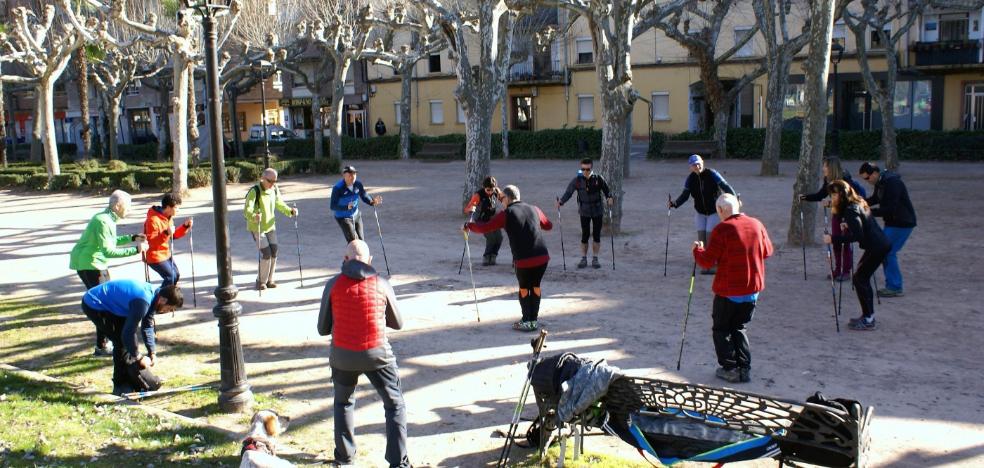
[
  {"x1": 508, "y1": 60, "x2": 568, "y2": 86},
  {"x1": 912, "y1": 40, "x2": 982, "y2": 66}
]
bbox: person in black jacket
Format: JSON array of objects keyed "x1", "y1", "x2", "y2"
[
  {"x1": 799, "y1": 157, "x2": 866, "y2": 281},
  {"x1": 669, "y1": 154, "x2": 737, "y2": 274},
  {"x1": 464, "y1": 176, "x2": 503, "y2": 265},
  {"x1": 466, "y1": 185, "x2": 553, "y2": 332},
  {"x1": 557, "y1": 158, "x2": 613, "y2": 269},
  {"x1": 859, "y1": 162, "x2": 917, "y2": 297},
  {"x1": 824, "y1": 180, "x2": 891, "y2": 331}
]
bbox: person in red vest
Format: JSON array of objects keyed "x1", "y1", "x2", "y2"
[
  {"x1": 316, "y1": 240, "x2": 409, "y2": 468},
  {"x1": 143, "y1": 192, "x2": 193, "y2": 287}
]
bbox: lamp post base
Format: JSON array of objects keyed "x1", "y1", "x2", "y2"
[{"x1": 219, "y1": 385, "x2": 254, "y2": 413}]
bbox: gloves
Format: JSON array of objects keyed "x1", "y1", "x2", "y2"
[{"x1": 132, "y1": 234, "x2": 147, "y2": 242}]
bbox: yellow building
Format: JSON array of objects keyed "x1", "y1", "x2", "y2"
[{"x1": 364, "y1": 3, "x2": 984, "y2": 140}]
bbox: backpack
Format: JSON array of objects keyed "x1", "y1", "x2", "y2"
[{"x1": 778, "y1": 391, "x2": 863, "y2": 467}]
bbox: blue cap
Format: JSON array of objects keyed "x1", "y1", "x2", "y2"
[{"x1": 688, "y1": 154, "x2": 703, "y2": 166}]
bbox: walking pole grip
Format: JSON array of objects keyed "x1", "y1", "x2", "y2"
[{"x1": 556, "y1": 197, "x2": 566, "y2": 271}]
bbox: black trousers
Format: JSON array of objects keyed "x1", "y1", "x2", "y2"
[
  {"x1": 711, "y1": 295, "x2": 756, "y2": 370},
  {"x1": 336, "y1": 213, "x2": 365, "y2": 243},
  {"x1": 483, "y1": 230, "x2": 503, "y2": 257},
  {"x1": 78, "y1": 270, "x2": 110, "y2": 348},
  {"x1": 579, "y1": 215, "x2": 603, "y2": 244},
  {"x1": 853, "y1": 246, "x2": 890, "y2": 319},
  {"x1": 81, "y1": 301, "x2": 131, "y2": 387},
  {"x1": 515, "y1": 263, "x2": 548, "y2": 322}
]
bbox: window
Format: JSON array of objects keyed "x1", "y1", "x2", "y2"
[
  {"x1": 129, "y1": 108, "x2": 152, "y2": 140},
  {"x1": 893, "y1": 80, "x2": 932, "y2": 130},
  {"x1": 54, "y1": 82, "x2": 66, "y2": 98},
  {"x1": 577, "y1": 95, "x2": 594, "y2": 121},
  {"x1": 223, "y1": 113, "x2": 230, "y2": 132},
  {"x1": 429, "y1": 100, "x2": 444, "y2": 124},
  {"x1": 832, "y1": 22, "x2": 846, "y2": 49},
  {"x1": 782, "y1": 83, "x2": 807, "y2": 129},
  {"x1": 428, "y1": 54, "x2": 442, "y2": 73},
  {"x1": 238, "y1": 112, "x2": 246, "y2": 132},
  {"x1": 870, "y1": 26, "x2": 890, "y2": 49},
  {"x1": 651, "y1": 92, "x2": 670, "y2": 120},
  {"x1": 575, "y1": 38, "x2": 593, "y2": 64},
  {"x1": 940, "y1": 14, "x2": 969, "y2": 41},
  {"x1": 394, "y1": 102, "x2": 402, "y2": 125},
  {"x1": 126, "y1": 80, "x2": 141, "y2": 96},
  {"x1": 734, "y1": 28, "x2": 754, "y2": 57},
  {"x1": 457, "y1": 100, "x2": 465, "y2": 124}
]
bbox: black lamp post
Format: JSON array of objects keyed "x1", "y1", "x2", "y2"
[
  {"x1": 830, "y1": 41, "x2": 845, "y2": 155},
  {"x1": 184, "y1": 0, "x2": 254, "y2": 413},
  {"x1": 251, "y1": 60, "x2": 274, "y2": 168}
]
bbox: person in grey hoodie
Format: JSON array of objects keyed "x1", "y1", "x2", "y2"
[{"x1": 317, "y1": 240, "x2": 408, "y2": 468}]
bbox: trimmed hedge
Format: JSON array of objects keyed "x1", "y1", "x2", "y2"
[
  {"x1": 26, "y1": 174, "x2": 49, "y2": 191},
  {"x1": 0, "y1": 174, "x2": 25, "y2": 187},
  {"x1": 49, "y1": 173, "x2": 83, "y2": 191},
  {"x1": 188, "y1": 168, "x2": 211, "y2": 188}
]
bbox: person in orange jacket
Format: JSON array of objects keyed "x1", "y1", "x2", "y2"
[{"x1": 143, "y1": 193, "x2": 193, "y2": 287}]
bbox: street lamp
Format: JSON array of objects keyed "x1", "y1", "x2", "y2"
[
  {"x1": 251, "y1": 60, "x2": 275, "y2": 168},
  {"x1": 830, "y1": 41, "x2": 845, "y2": 156},
  {"x1": 183, "y1": 0, "x2": 254, "y2": 413}
]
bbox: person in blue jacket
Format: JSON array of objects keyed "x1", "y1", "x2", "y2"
[
  {"x1": 330, "y1": 166, "x2": 383, "y2": 243},
  {"x1": 81, "y1": 279, "x2": 183, "y2": 395}
]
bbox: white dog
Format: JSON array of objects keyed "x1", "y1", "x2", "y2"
[{"x1": 239, "y1": 409, "x2": 294, "y2": 468}]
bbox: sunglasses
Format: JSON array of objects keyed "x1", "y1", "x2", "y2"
[{"x1": 581, "y1": 167, "x2": 592, "y2": 172}]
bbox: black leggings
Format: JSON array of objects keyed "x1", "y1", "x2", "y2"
[
  {"x1": 78, "y1": 270, "x2": 110, "y2": 348},
  {"x1": 853, "y1": 247, "x2": 889, "y2": 318},
  {"x1": 336, "y1": 212, "x2": 365, "y2": 243},
  {"x1": 580, "y1": 215, "x2": 603, "y2": 244},
  {"x1": 515, "y1": 263, "x2": 548, "y2": 322},
  {"x1": 81, "y1": 301, "x2": 130, "y2": 387}
]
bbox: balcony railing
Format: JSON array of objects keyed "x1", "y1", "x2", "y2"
[
  {"x1": 508, "y1": 60, "x2": 567, "y2": 84},
  {"x1": 912, "y1": 40, "x2": 982, "y2": 66}
]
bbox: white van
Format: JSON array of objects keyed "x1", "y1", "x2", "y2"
[{"x1": 248, "y1": 124, "x2": 293, "y2": 142}]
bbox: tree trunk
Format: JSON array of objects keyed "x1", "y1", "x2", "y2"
[
  {"x1": 228, "y1": 87, "x2": 244, "y2": 158},
  {"x1": 599, "y1": 92, "x2": 631, "y2": 232},
  {"x1": 171, "y1": 60, "x2": 191, "y2": 195},
  {"x1": 712, "y1": 109, "x2": 729, "y2": 159},
  {"x1": 30, "y1": 97, "x2": 43, "y2": 163},
  {"x1": 107, "y1": 94, "x2": 122, "y2": 161},
  {"x1": 760, "y1": 56, "x2": 790, "y2": 176},
  {"x1": 187, "y1": 71, "x2": 200, "y2": 165},
  {"x1": 311, "y1": 89, "x2": 324, "y2": 160},
  {"x1": 76, "y1": 49, "x2": 91, "y2": 158},
  {"x1": 328, "y1": 59, "x2": 351, "y2": 161},
  {"x1": 0, "y1": 82, "x2": 6, "y2": 169},
  {"x1": 789, "y1": 0, "x2": 836, "y2": 246},
  {"x1": 155, "y1": 84, "x2": 170, "y2": 161},
  {"x1": 39, "y1": 79, "x2": 61, "y2": 176},
  {"x1": 463, "y1": 104, "x2": 493, "y2": 204},
  {"x1": 624, "y1": 106, "x2": 632, "y2": 179},
  {"x1": 877, "y1": 92, "x2": 898, "y2": 170},
  {"x1": 399, "y1": 69, "x2": 412, "y2": 160}
]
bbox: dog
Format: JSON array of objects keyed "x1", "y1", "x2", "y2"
[{"x1": 239, "y1": 409, "x2": 294, "y2": 468}]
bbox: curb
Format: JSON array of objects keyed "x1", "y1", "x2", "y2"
[{"x1": 0, "y1": 363, "x2": 321, "y2": 464}]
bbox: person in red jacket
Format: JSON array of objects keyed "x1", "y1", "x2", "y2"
[
  {"x1": 316, "y1": 240, "x2": 409, "y2": 468},
  {"x1": 465, "y1": 185, "x2": 552, "y2": 332},
  {"x1": 143, "y1": 193, "x2": 193, "y2": 287},
  {"x1": 693, "y1": 193, "x2": 773, "y2": 384}
]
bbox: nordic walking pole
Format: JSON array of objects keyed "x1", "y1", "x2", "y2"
[
  {"x1": 458, "y1": 211, "x2": 475, "y2": 275},
  {"x1": 291, "y1": 204, "x2": 304, "y2": 287},
  {"x1": 823, "y1": 207, "x2": 841, "y2": 332},
  {"x1": 664, "y1": 193, "x2": 671, "y2": 276},
  {"x1": 120, "y1": 384, "x2": 212, "y2": 401},
  {"x1": 462, "y1": 225, "x2": 481, "y2": 322},
  {"x1": 188, "y1": 220, "x2": 197, "y2": 307},
  {"x1": 255, "y1": 228, "x2": 263, "y2": 297},
  {"x1": 837, "y1": 240, "x2": 846, "y2": 316},
  {"x1": 676, "y1": 260, "x2": 698, "y2": 370},
  {"x1": 800, "y1": 204, "x2": 808, "y2": 280},
  {"x1": 372, "y1": 206, "x2": 391, "y2": 277},
  {"x1": 497, "y1": 329, "x2": 548, "y2": 468},
  {"x1": 556, "y1": 197, "x2": 566, "y2": 271},
  {"x1": 608, "y1": 205, "x2": 616, "y2": 270}
]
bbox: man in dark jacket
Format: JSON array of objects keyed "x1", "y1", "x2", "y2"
[
  {"x1": 557, "y1": 158, "x2": 613, "y2": 269},
  {"x1": 670, "y1": 155, "x2": 737, "y2": 274},
  {"x1": 317, "y1": 240, "x2": 409, "y2": 468},
  {"x1": 466, "y1": 185, "x2": 553, "y2": 332},
  {"x1": 859, "y1": 162, "x2": 917, "y2": 297},
  {"x1": 81, "y1": 279, "x2": 183, "y2": 395},
  {"x1": 693, "y1": 194, "x2": 773, "y2": 384},
  {"x1": 330, "y1": 166, "x2": 382, "y2": 244},
  {"x1": 464, "y1": 176, "x2": 503, "y2": 265}
]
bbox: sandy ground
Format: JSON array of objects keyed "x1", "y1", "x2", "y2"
[{"x1": 1, "y1": 159, "x2": 983, "y2": 467}]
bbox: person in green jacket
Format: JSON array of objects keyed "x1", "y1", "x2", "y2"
[
  {"x1": 244, "y1": 168, "x2": 298, "y2": 290},
  {"x1": 69, "y1": 190, "x2": 149, "y2": 356}
]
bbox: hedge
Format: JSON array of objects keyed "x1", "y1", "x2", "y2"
[
  {"x1": 49, "y1": 173, "x2": 83, "y2": 191},
  {"x1": 0, "y1": 174, "x2": 25, "y2": 187},
  {"x1": 648, "y1": 129, "x2": 984, "y2": 161}
]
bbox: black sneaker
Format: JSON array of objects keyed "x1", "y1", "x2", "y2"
[
  {"x1": 848, "y1": 317, "x2": 877, "y2": 331},
  {"x1": 489, "y1": 255, "x2": 497, "y2": 265},
  {"x1": 255, "y1": 281, "x2": 267, "y2": 291},
  {"x1": 266, "y1": 281, "x2": 278, "y2": 288},
  {"x1": 592, "y1": 257, "x2": 601, "y2": 269},
  {"x1": 577, "y1": 257, "x2": 588, "y2": 269},
  {"x1": 739, "y1": 368, "x2": 751, "y2": 383},
  {"x1": 715, "y1": 367, "x2": 741, "y2": 383},
  {"x1": 93, "y1": 346, "x2": 113, "y2": 357}
]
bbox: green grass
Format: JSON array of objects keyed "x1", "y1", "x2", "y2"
[
  {"x1": 513, "y1": 443, "x2": 651, "y2": 467},
  {"x1": 0, "y1": 370, "x2": 242, "y2": 467}
]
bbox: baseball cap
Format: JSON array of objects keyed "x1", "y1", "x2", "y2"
[
  {"x1": 688, "y1": 154, "x2": 703, "y2": 166},
  {"x1": 342, "y1": 165, "x2": 358, "y2": 174}
]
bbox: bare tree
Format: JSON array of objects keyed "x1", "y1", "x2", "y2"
[
  {"x1": 651, "y1": 0, "x2": 765, "y2": 160},
  {"x1": 843, "y1": 0, "x2": 928, "y2": 170},
  {"x1": 788, "y1": 0, "x2": 840, "y2": 246},
  {"x1": 756, "y1": 0, "x2": 810, "y2": 176},
  {"x1": 91, "y1": 50, "x2": 164, "y2": 160},
  {"x1": 0, "y1": 4, "x2": 96, "y2": 177}
]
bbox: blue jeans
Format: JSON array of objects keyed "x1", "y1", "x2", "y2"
[
  {"x1": 149, "y1": 257, "x2": 180, "y2": 288},
  {"x1": 881, "y1": 227, "x2": 913, "y2": 291},
  {"x1": 332, "y1": 363, "x2": 409, "y2": 468}
]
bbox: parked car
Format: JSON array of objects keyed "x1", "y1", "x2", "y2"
[{"x1": 248, "y1": 124, "x2": 293, "y2": 142}]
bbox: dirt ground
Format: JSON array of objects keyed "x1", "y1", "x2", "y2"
[{"x1": 1, "y1": 159, "x2": 982, "y2": 467}]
